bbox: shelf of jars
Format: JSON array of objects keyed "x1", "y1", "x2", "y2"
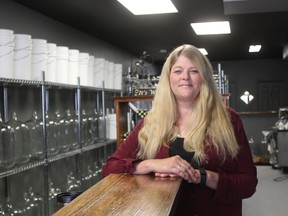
[
  {"x1": 0, "y1": 75, "x2": 119, "y2": 215},
  {"x1": 0, "y1": 78, "x2": 115, "y2": 167}
]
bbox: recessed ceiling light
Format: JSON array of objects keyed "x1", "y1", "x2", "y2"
[
  {"x1": 117, "y1": 0, "x2": 178, "y2": 15},
  {"x1": 249, "y1": 45, "x2": 262, "y2": 52},
  {"x1": 198, "y1": 48, "x2": 208, "y2": 55},
  {"x1": 191, "y1": 21, "x2": 231, "y2": 35}
]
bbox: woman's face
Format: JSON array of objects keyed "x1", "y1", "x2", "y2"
[{"x1": 169, "y1": 55, "x2": 202, "y2": 103}]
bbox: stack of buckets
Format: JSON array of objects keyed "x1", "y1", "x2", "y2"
[{"x1": 0, "y1": 28, "x2": 123, "y2": 90}]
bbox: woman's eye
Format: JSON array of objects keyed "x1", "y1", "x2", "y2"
[
  {"x1": 189, "y1": 68, "x2": 199, "y2": 73},
  {"x1": 173, "y1": 69, "x2": 182, "y2": 73}
]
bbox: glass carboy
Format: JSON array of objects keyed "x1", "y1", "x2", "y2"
[{"x1": 0, "y1": 113, "x2": 15, "y2": 169}]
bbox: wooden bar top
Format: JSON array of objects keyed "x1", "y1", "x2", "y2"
[{"x1": 53, "y1": 173, "x2": 182, "y2": 216}]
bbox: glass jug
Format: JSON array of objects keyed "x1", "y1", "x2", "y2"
[
  {"x1": 66, "y1": 109, "x2": 78, "y2": 150},
  {"x1": 81, "y1": 109, "x2": 89, "y2": 147},
  {"x1": 25, "y1": 186, "x2": 44, "y2": 216},
  {"x1": 0, "y1": 203, "x2": 5, "y2": 216},
  {"x1": 0, "y1": 113, "x2": 15, "y2": 169},
  {"x1": 56, "y1": 111, "x2": 70, "y2": 153},
  {"x1": 26, "y1": 111, "x2": 44, "y2": 160},
  {"x1": 90, "y1": 108, "x2": 99, "y2": 143},
  {"x1": 9, "y1": 112, "x2": 31, "y2": 164},
  {"x1": 66, "y1": 172, "x2": 81, "y2": 192},
  {"x1": 48, "y1": 178, "x2": 61, "y2": 215},
  {"x1": 46, "y1": 112, "x2": 59, "y2": 156},
  {"x1": 97, "y1": 108, "x2": 105, "y2": 141}
]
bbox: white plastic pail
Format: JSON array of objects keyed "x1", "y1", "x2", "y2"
[
  {"x1": 56, "y1": 46, "x2": 69, "y2": 84},
  {"x1": 79, "y1": 52, "x2": 89, "y2": 86},
  {"x1": 108, "y1": 114, "x2": 116, "y2": 139},
  {"x1": 94, "y1": 58, "x2": 105, "y2": 88},
  {"x1": 114, "y1": 63, "x2": 123, "y2": 90},
  {"x1": 67, "y1": 49, "x2": 79, "y2": 85},
  {"x1": 0, "y1": 29, "x2": 14, "y2": 79},
  {"x1": 88, "y1": 55, "x2": 94, "y2": 87},
  {"x1": 31, "y1": 39, "x2": 47, "y2": 81},
  {"x1": 107, "y1": 61, "x2": 114, "y2": 89},
  {"x1": 14, "y1": 34, "x2": 32, "y2": 80},
  {"x1": 46, "y1": 43, "x2": 57, "y2": 82}
]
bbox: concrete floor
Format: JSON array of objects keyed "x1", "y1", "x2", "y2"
[{"x1": 243, "y1": 166, "x2": 288, "y2": 216}]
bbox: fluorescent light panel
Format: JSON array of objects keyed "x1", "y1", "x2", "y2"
[
  {"x1": 249, "y1": 45, "x2": 261, "y2": 52},
  {"x1": 198, "y1": 48, "x2": 208, "y2": 55},
  {"x1": 117, "y1": 0, "x2": 178, "y2": 15},
  {"x1": 191, "y1": 21, "x2": 231, "y2": 35}
]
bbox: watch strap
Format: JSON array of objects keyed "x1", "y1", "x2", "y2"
[{"x1": 199, "y1": 167, "x2": 207, "y2": 186}]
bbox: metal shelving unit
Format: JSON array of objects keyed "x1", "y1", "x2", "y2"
[{"x1": 0, "y1": 76, "x2": 119, "y2": 215}]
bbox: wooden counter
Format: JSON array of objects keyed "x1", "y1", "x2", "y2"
[{"x1": 53, "y1": 173, "x2": 182, "y2": 216}]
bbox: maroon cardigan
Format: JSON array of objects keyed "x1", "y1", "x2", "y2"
[{"x1": 102, "y1": 108, "x2": 257, "y2": 216}]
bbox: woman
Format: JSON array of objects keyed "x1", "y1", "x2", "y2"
[{"x1": 102, "y1": 44, "x2": 257, "y2": 216}]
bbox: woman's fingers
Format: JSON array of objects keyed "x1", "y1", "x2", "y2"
[{"x1": 153, "y1": 156, "x2": 200, "y2": 183}]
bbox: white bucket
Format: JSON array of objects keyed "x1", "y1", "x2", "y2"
[
  {"x1": 14, "y1": 34, "x2": 32, "y2": 80},
  {"x1": 0, "y1": 29, "x2": 14, "y2": 79},
  {"x1": 88, "y1": 55, "x2": 94, "y2": 87},
  {"x1": 67, "y1": 49, "x2": 79, "y2": 85},
  {"x1": 114, "y1": 63, "x2": 123, "y2": 90},
  {"x1": 46, "y1": 43, "x2": 57, "y2": 82},
  {"x1": 104, "y1": 61, "x2": 114, "y2": 89},
  {"x1": 108, "y1": 114, "x2": 116, "y2": 139},
  {"x1": 94, "y1": 58, "x2": 105, "y2": 88},
  {"x1": 79, "y1": 52, "x2": 89, "y2": 86},
  {"x1": 56, "y1": 46, "x2": 69, "y2": 84},
  {"x1": 31, "y1": 39, "x2": 47, "y2": 81}
]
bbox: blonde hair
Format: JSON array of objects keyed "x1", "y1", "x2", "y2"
[{"x1": 137, "y1": 44, "x2": 239, "y2": 164}]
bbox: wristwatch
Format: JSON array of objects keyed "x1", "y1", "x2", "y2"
[{"x1": 199, "y1": 167, "x2": 207, "y2": 186}]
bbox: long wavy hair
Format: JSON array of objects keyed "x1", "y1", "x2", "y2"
[{"x1": 137, "y1": 44, "x2": 239, "y2": 164}]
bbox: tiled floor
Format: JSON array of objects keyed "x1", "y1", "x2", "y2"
[{"x1": 243, "y1": 166, "x2": 288, "y2": 216}]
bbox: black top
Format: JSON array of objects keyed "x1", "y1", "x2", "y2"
[{"x1": 169, "y1": 137, "x2": 199, "y2": 168}]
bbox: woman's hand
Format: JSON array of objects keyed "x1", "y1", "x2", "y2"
[{"x1": 134, "y1": 155, "x2": 199, "y2": 183}]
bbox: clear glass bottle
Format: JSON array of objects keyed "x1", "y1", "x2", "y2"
[
  {"x1": 67, "y1": 109, "x2": 78, "y2": 150},
  {"x1": 66, "y1": 172, "x2": 81, "y2": 192},
  {"x1": 90, "y1": 109, "x2": 99, "y2": 143},
  {"x1": 56, "y1": 111, "x2": 70, "y2": 153},
  {"x1": 0, "y1": 113, "x2": 15, "y2": 169},
  {"x1": 97, "y1": 108, "x2": 105, "y2": 141},
  {"x1": 26, "y1": 111, "x2": 44, "y2": 160},
  {"x1": 27, "y1": 187, "x2": 44, "y2": 216},
  {"x1": 92, "y1": 161, "x2": 101, "y2": 184},
  {"x1": 23, "y1": 191, "x2": 38, "y2": 216},
  {"x1": 48, "y1": 178, "x2": 61, "y2": 214},
  {"x1": 82, "y1": 165, "x2": 93, "y2": 190},
  {"x1": 3, "y1": 197, "x2": 23, "y2": 216},
  {"x1": 0, "y1": 203, "x2": 5, "y2": 216},
  {"x1": 9, "y1": 112, "x2": 31, "y2": 164},
  {"x1": 81, "y1": 109, "x2": 89, "y2": 147},
  {"x1": 105, "y1": 108, "x2": 110, "y2": 139},
  {"x1": 46, "y1": 112, "x2": 59, "y2": 156}
]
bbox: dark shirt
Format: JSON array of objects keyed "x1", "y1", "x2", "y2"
[{"x1": 169, "y1": 137, "x2": 198, "y2": 168}]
